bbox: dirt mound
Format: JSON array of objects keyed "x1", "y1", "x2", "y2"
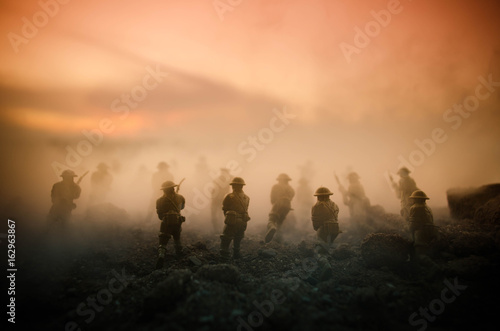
[
  {"x1": 360, "y1": 233, "x2": 412, "y2": 268},
  {"x1": 196, "y1": 264, "x2": 240, "y2": 284},
  {"x1": 447, "y1": 183, "x2": 500, "y2": 221}
]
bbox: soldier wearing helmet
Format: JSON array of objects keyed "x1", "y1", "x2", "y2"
[
  {"x1": 391, "y1": 167, "x2": 419, "y2": 221},
  {"x1": 47, "y1": 169, "x2": 82, "y2": 227},
  {"x1": 155, "y1": 180, "x2": 186, "y2": 269},
  {"x1": 265, "y1": 173, "x2": 295, "y2": 243},
  {"x1": 210, "y1": 168, "x2": 233, "y2": 234},
  {"x1": 408, "y1": 190, "x2": 436, "y2": 255},
  {"x1": 339, "y1": 172, "x2": 370, "y2": 221},
  {"x1": 88, "y1": 162, "x2": 113, "y2": 205},
  {"x1": 311, "y1": 187, "x2": 340, "y2": 245},
  {"x1": 220, "y1": 177, "x2": 250, "y2": 259},
  {"x1": 145, "y1": 162, "x2": 175, "y2": 224}
]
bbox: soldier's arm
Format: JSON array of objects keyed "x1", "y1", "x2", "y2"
[
  {"x1": 222, "y1": 194, "x2": 231, "y2": 215},
  {"x1": 311, "y1": 204, "x2": 326, "y2": 230},
  {"x1": 51, "y1": 184, "x2": 57, "y2": 203},
  {"x1": 270, "y1": 186, "x2": 278, "y2": 204},
  {"x1": 332, "y1": 202, "x2": 340, "y2": 220},
  {"x1": 156, "y1": 198, "x2": 164, "y2": 220},
  {"x1": 74, "y1": 184, "x2": 82, "y2": 199},
  {"x1": 408, "y1": 205, "x2": 418, "y2": 223},
  {"x1": 179, "y1": 195, "x2": 186, "y2": 210}
]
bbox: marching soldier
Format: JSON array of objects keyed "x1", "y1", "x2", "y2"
[
  {"x1": 311, "y1": 187, "x2": 341, "y2": 246},
  {"x1": 408, "y1": 190, "x2": 437, "y2": 255},
  {"x1": 156, "y1": 180, "x2": 186, "y2": 269},
  {"x1": 210, "y1": 168, "x2": 232, "y2": 234},
  {"x1": 145, "y1": 162, "x2": 174, "y2": 224},
  {"x1": 390, "y1": 167, "x2": 419, "y2": 221},
  {"x1": 337, "y1": 172, "x2": 370, "y2": 220},
  {"x1": 265, "y1": 173, "x2": 295, "y2": 243},
  {"x1": 89, "y1": 162, "x2": 113, "y2": 205},
  {"x1": 220, "y1": 177, "x2": 250, "y2": 259},
  {"x1": 47, "y1": 170, "x2": 82, "y2": 228}
]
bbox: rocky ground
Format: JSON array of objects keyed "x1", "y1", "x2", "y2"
[{"x1": 13, "y1": 211, "x2": 500, "y2": 331}]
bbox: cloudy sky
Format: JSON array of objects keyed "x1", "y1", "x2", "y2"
[{"x1": 0, "y1": 0, "x2": 499, "y2": 222}]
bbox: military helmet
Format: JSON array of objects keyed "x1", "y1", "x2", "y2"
[
  {"x1": 158, "y1": 162, "x2": 169, "y2": 169},
  {"x1": 347, "y1": 172, "x2": 360, "y2": 180},
  {"x1": 314, "y1": 187, "x2": 333, "y2": 196},
  {"x1": 409, "y1": 190, "x2": 429, "y2": 200},
  {"x1": 230, "y1": 177, "x2": 246, "y2": 186},
  {"x1": 160, "y1": 181, "x2": 178, "y2": 190},
  {"x1": 97, "y1": 162, "x2": 109, "y2": 171},
  {"x1": 61, "y1": 169, "x2": 77, "y2": 177},
  {"x1": 397, "y1": 167, "x2": 411, "y2": 175},
  {"x1": 276, "y1": 173, "x2": 292, "y2": 181}
]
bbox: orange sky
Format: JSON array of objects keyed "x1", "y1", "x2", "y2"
[{"x1": 0, "y1": 0, "x2": 499, "y2": 218}]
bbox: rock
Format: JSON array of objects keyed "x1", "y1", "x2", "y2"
[
  {"x1": 192, "y1": 241, "x2": 208, "y2": 250},
  {"x1": 474, "y1": 195, "x2": 500, "y2": 225},
  {"x1": 361, "y1": 233, "x2": 412, "y2": 268},
  {"x1": 331, "y1": 244, "x2": 354, "y2": 260},
  {"x1": 188, "y1": 256, "x2": 203, "y2": 266},
  {"x1": 447, "y1": 184, "x2": 500, "y2": 220},
  {"x1": 196, "y1": 264, "x2": 240, "y2": 284},
  {"x1": 446, "y1": 255, "x2": 491, "y2": 280},
  {"x1": 298, "y1": 241, "x2": 315, "y2": 257},
  {"x1": 449, "y1": 232, "x2": 497, "y2": 257},
  {"x1": 259, "y1": 248, "x2": 278, "y2": 258},
  {"x1": 142, "y1": 269, "x2": 192, "y2": 316}
]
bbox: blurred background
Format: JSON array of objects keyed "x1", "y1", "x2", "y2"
[{"x1": 0, "y1": 0, "x2": 499, "y2": 231}]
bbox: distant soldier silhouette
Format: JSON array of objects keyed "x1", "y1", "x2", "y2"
[
  {"x1": 338, "y1": 172, "x2": 370, "y2": 220},
  {"x1": 295, "y1": 177, "x2": 315, "y2": 229},
  {"x1": 311, "y1": 187, "x2": 340, "y2": 245},
  {"x1": 265, "y1": 173, "x2": 295, "y2": 243},
  {"x1": 220, "y1": 177, "x2": 250, "y2": 259},
  {"x1": 391, "y1": 167, "x2": 418, "y2": 221},
  {"x1": 156, "y1": 181, "x2": 186, "y2": 269},
  {"x1": 88, "y1": 162, "x2": 113, "y2": 205},
  {"x1": 47, "y1": 170, "x2": 82, "y2": 228},
  {"x1": 152, "y1": 162, "x2": 174, "y2": 190},
  {"x1": 210, "y1": 168, "x2": 232, "y2": 234},
  {"x1": 408, "y1": 190, "x2": 437, "y2": 255}
]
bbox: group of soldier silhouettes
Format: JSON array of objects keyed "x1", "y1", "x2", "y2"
[{"x1": 48, "y1": 164, "x2": 437, "y2": 269}]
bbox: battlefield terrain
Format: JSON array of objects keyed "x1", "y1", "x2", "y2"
[{"x1": 13, "y1": 192, "x2": 500, "y2": 331}]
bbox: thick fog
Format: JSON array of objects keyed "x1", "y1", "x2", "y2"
[{"x1": 0, "y1": 0, "x2": 499, "y2": 233}]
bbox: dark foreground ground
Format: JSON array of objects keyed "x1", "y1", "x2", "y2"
[{"x1": 9, "y1": 211, "x2": 500, "y2": 331}]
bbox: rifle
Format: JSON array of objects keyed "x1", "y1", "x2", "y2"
[
  {"x1": 334, "y1": 172, "x2": 349, "y2": 205},
  {"x1": 76, "y1": 171, "x2": 89, "y2": 185},
  {"x1": 176, "y1": 178, "x2": 185, "y2": 193},
  {"x1": 334, "y1": 172, "x2": 347, "y2": 195},
  {"x1": 388, "y1": 171, "x2": 395, "y2": 185}
]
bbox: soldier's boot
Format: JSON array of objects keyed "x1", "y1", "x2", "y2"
[
  {"x1": 265, "y1": 214, "x2": 279, "y2": 243},
  {"x1": 220, "y1": 236, "x2": 231, "y2": 259},
  {"x1": 174, "y1": 240, "x2": 183, "y2": 257},
  {"x1": 155, "y1": 245, "x2": 167, "y2": 269},
  {"x1": 233, "y1": 238, "x2": 242, "y2": 259}
]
